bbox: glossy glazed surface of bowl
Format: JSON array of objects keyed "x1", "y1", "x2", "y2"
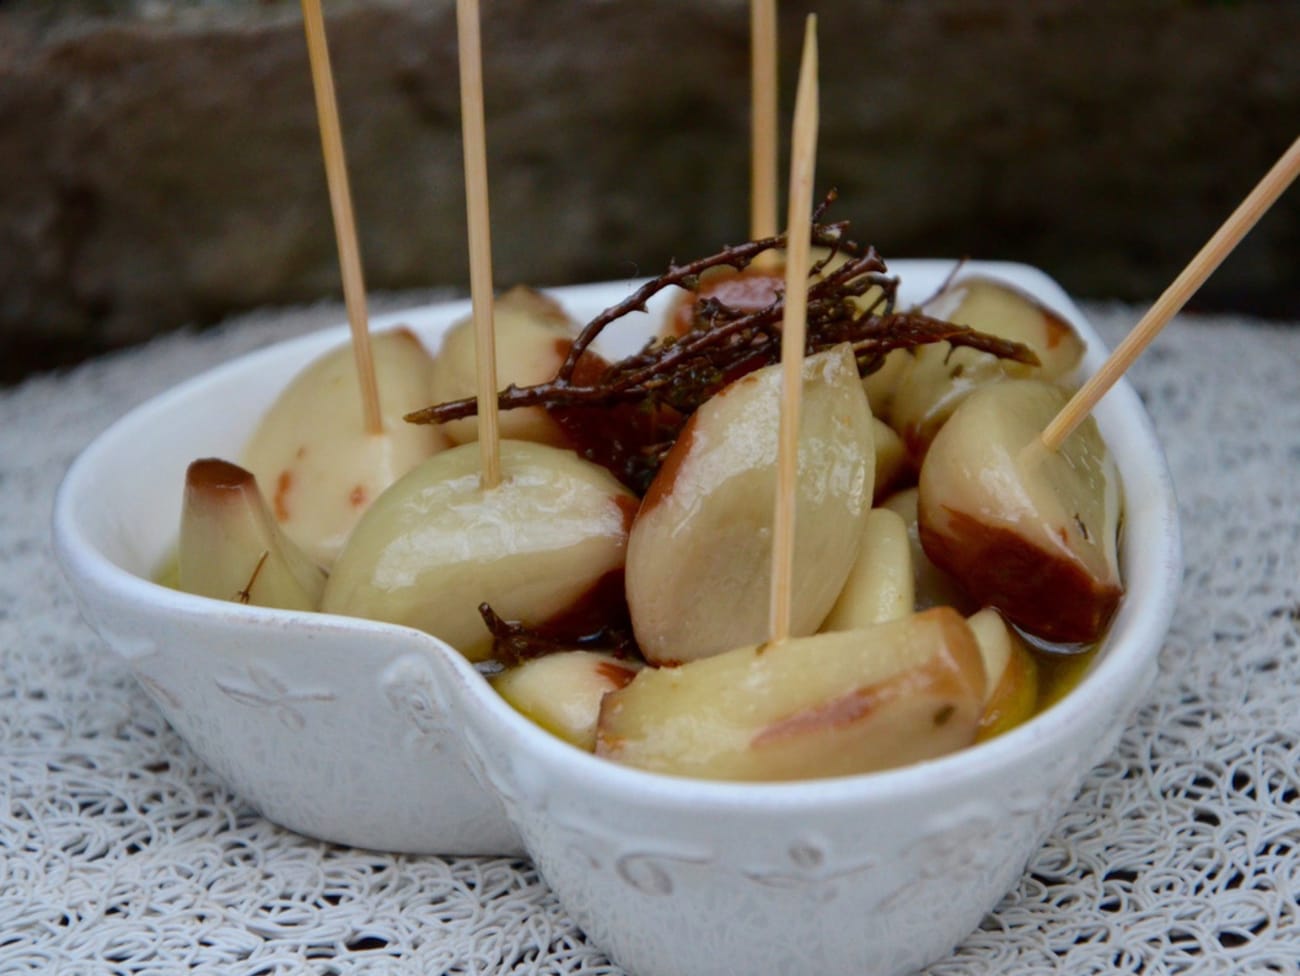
[{"x1": 53, "y1": 262, "x2": 1181, "y2": 975}]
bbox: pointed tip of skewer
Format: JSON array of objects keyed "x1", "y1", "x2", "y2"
[
  {"x1": 749, "y1": 0, "x2": 779, "y2": 262},
  {"x1": 796, "y1": 15, "x2": 819, "y2": 138}
]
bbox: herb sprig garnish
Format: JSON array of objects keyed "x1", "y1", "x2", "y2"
[
  {"x1": 479, "y1": 603, "x2": 638, "y2": 668},
  {"x1": 406, "y1": 199, "x2": 1037, "y2": 493}
]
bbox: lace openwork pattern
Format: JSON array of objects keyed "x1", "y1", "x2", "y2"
[{"x1": 4, "y1": 298, "x2": 1298, "y2": 973}]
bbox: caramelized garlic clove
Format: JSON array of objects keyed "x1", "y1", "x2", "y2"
[
  {"x1": 966, "y1": 608, "x2": 1040, "y2": 741},
  {"x1": 429, "y1": 285, "x2": 578, "y2": 446},
  {"x1": 918, "y1": 378, "x2": 1122, "y2": 644},
  {"x1": 595, "y1": 607, "x2": 986, "y2": 781},
  {"x1": 243, "y1": 327, "x2": 447, "y2": 569},
  {"x1": 821, "y1": 508, "x2": 914, "y2": 632},
  {"x1": 626, "y1": 345, "x2": 874, "y2": 665},
  {"x1": 888, "y1": 277, "x2": 1087, "y2": 463},
  {"x1": 178, "y1": 459, "x2": 326, "y2": 611},
  {"x1": 491, "y1": 651, "x2": 642, "y2": 751},
  {"x1": 321, "y1": 440, "x2": 637, "y2": 662}
]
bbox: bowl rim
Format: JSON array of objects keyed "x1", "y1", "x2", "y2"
[{"x1": 52, "y1": 260, "x2": 1182, "y2": 812}]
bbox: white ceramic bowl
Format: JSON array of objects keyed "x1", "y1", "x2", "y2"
[{"x1": 53, "y1": 262, "x2": 1181, "y2": 976}]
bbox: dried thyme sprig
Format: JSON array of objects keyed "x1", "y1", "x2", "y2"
[
  {"x1": 405, "y1": 205, "x2": 1038, "y2": 492},
  {"x1": 405, "y1": 305, "x2": 1036, "y2": 425},
  {"x1": 479, "y1": 603, "x2": 638, "y2": 668}
]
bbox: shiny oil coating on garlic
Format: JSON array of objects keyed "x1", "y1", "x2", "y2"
[
  {"x1": 626, "y1": 345, "x2": 874, "y2": 664},
  {"x1": 596, "y1": 608, "x2": 986, "y2": 781},
  {"x1": 178, "y1": 459, "x2": 326, "y2": 611},
  {"x1": 429, "y1": 286, "x2": 576, "y2": 446},
  {"x1": 322, "y1": 440, "x2": 635, "y2": 661},
  {"x1": 889, "y1": 277, "x2": 1086, "y2": 463},
  {"x1": 918, "y1": 378, "x2": 1122, "y2": 643}
]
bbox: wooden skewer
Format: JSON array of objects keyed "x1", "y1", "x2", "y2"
[
  {"x1": 300, "y1": 0, "x2": 383, "y2": 436},
  {"x1": 456, "y1": 0, "x2": 503, "y2": 489},
  {"x1": 750, "y1": 0, "x2": 779, "y2": 270},
  {"x1": 1041, "y1": 134, "x2": 1300, "y2": 452},
  {"x1": 768, "y1": 15, "x2": 818, "y2": 645}
]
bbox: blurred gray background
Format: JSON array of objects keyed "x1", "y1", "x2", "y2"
[{"x1": 2, "y1": 0, "x2": 1297, "y2": 383}]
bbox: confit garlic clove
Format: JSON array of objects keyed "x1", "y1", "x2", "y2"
[
  {"x1": 923, "y1": 276, "x2": 1086, "y2": 380},
  {"x1": 321, "y1": 440, "x2": 637, "y2": 662},
  {"x1": 491, "y1": 651, "x2": 641, "y2": 751},
  {"x1": 821, "y1": 507, "x2": 914, "y2": 632},
  {"x1": 888, "y1": 277, "x2": 1087, "y2": 464},
  {"x1": 625, "y1": 345, "x2": 875, "y2": 665},
  {"x1": 871, "y1": 417, "x2": 909, "y2": 501},
  {"x1": 862, "y1": 348, "x2": 911, "y2": 420},
  {"x1": 596, "y1": 607, "x2": 986, "y2": 781},
  {"x1": 918, "y1": 378, "x2": 1122, "y2": 644},
  {"x1": 242, "y1": 327, "x2": 447, "y2": 569},
  {"x1": 966, "y1": 608, "x2": 1040, "y2": 741},
  {"x1": 178, "y1": 459, "x2": 326, "y2": 611},
  {"x1": 878, "y1": 487, "x2": 975, "y2": 615},
  {"x1": 430, "y1": 285, "x2": 578, "y2": 446}
]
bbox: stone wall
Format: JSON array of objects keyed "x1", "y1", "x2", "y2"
[{"x1": 2, "y1": 0, "x2": 1297, "y2": 380}]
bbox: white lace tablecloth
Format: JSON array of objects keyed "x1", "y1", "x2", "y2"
[{"x1": 4, "y1": 293, "x2": 1299, "y2": 974}]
